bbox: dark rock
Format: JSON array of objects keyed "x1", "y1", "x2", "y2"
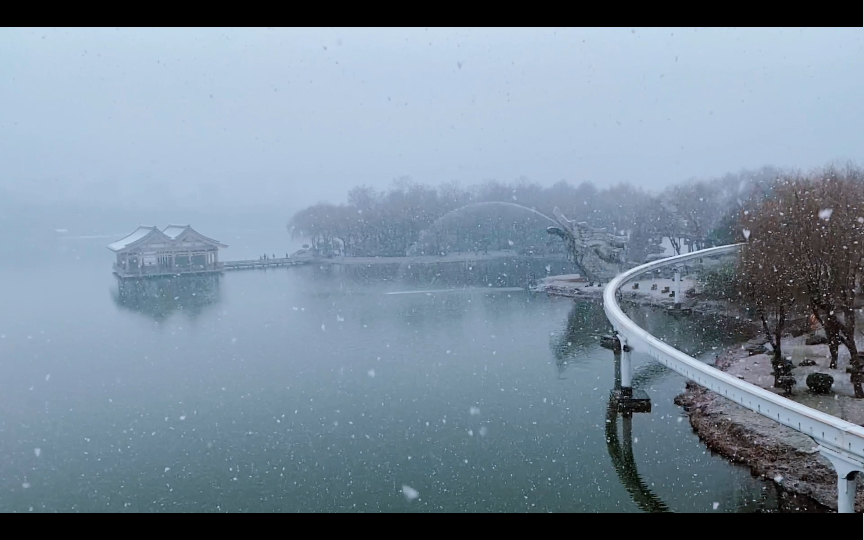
[
  {"x1": 806, "y1": 373, "x2": 833, "y2": 395},
  {"x1": 631, "y1": 283, "x2": 639, "y2": 289},
  {"x1": 805, "y1": 334, "x2": 828, "y2": 346},
  {"x1": 798, "y1": 359, "x2": 817, "y2": 367}
]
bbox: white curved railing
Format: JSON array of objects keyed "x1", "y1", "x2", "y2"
[{"x1": 603, "y1": 244, "x2": 864, "y2": 512}]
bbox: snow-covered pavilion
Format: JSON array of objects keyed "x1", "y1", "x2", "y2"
[{"x1": 108, "y1": 225, "x2": 227, "y2": 279}]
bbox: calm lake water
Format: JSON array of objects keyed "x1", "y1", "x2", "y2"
[{"x1": 0, "y1": 234, "x2": 823, "y2": 512}]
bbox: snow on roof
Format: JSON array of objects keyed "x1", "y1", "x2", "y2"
[
  {"x1": 107, "y1": 226, "x2": 157, "y2": 252},
  {"x1": 164, "y1": 225, "x2": 226, "y2": 247},
  {"x1": 162, "y1": 225, "x2": 189, "y2": 239},
  {"x1": 108, "y1": 225, "x2": 227, "y2": 252}
]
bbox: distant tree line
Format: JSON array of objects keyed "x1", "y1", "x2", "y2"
[{"x1": 288, "y1": 167, "x2": 783, "y2": 260}]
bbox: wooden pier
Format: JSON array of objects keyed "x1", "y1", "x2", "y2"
[{"x1": 223, "y1": 257, "x2": 312, "y2": 271}]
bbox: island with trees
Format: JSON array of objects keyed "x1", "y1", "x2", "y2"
[{"x1": 287, "y1": 167, "x2": 779, "y2": 262}]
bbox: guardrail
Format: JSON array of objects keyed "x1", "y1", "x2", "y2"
[{"x1": 603, "y1": 244, "x2": 864, "y2": 513}]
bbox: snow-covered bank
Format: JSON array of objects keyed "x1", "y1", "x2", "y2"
[
  {"x1": 538, "y1": 272, "x2": 864, "y2": 511},
  {"x1": 677, "y1": 341, "x2": 864, "y2": 512},
  {"x1": 532, "y1": 274, "x2": 738, "y2": 319}
]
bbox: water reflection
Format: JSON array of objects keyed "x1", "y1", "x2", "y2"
[
  {"x1": 551, "y1": 301, "x2": 612, "y2": 378},
  {"x1": 111, "y1": 274, "x2": 221, "y2": 322},
  {"x1": 551, "y1": 301, "x2": 756, "y2": 382},
  {"x1": 600, "y1": 305, "x2": 826, "y2": 513},
  {"x1": 622, "y1": 303, "x2": 757, "y2": 359},
  {"x1": 605, "y1": 402, "x2": 673, "y2": 513},
  {"x1": 603, "y1": 343, "x2": 828, "y2": 513},
  {"x1": 386, "y1": 256, "x2": 570, "y2": 288}
]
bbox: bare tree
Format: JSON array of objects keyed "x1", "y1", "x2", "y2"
[
  {"x1": 745, "y1": 168, "x2": 864, "y2": 397},
  {"x1": 288, "y1": 165, "x2": 784, "y2": 262},
  {"x1": 738, "y1": 196, "x2": 802, "y2": 388}
]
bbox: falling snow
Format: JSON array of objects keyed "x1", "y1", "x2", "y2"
[
  {"x1": 6, "y1": 46, "x2": 857, "y2": 514},
  {"x1": 402, "y1": 485, "x2": 419, "y2": 501}
]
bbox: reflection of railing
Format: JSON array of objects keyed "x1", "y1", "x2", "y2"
[
  {"x1": 605, "y1": 401, "x2": 672, "y2": 513},
  {"x1": 603, "y1": 244, "x2": 864, "y2": 513}
]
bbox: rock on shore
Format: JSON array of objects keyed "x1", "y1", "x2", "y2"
[{"x1": 675, "y1": 348, "x2": 864, "y2": 512}]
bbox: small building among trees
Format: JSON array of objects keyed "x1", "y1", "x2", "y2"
[{"x1": 108, "y1": 225, "x2": 227, "y2": 279}]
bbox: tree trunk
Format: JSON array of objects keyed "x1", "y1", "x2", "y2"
[
  {"x1": 814, "y1": 307, "x2": 841, "y2": 369},
  {"x1": 761, "y1": 311, "x2": 788, "y2": 386},
  {"x1": 817, "y1": 308, "x2": 864, "y2": 398},
  {"x1": 826, "y1": 318, "x2": 841, "y2": 370},
  {"x1": 840, "y1": 309, "x2": 863, "y2": 398}
]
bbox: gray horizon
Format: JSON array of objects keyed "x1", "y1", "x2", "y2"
[{"x1": 2, "y1": 27, "x2": 862, "y2": 212}]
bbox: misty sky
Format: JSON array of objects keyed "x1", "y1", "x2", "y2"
[{"x1": 2, "y1": 27, "x2": 863, "y2": 210}]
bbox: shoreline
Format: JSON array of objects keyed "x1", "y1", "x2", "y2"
[
  {"x1": 537, "y1": 275, "x2": 863, "y2": 512},
  {"x1": 675, "y1": 346, "x2": 863, "y2": 512},
  {"x1": 531, "y1": 275, "x2": 749, "y2": 323}
]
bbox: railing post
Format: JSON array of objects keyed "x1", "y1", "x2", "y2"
[
  {"x1": 820, "y1": 447, "x2": 862, "y2": 513},
  {"x1": 838, "y1": 471, "x2": 859, "y2": 514},
  {"x1": 619, "y1": 335, "x2": 632, "y2": 398},
  {"x1": 674, "y1": 267, "x2": 681, "y2": 305},
  {"x1": 610, "y1": 332, "x2": 649, "y2": 412},
  {"x1": 613, "y1": 348, "x2": 622, "y2": 391}
]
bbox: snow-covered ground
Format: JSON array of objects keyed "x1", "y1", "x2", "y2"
[{"x1": 727, "y1": 335, "x2": 864, "y2": 426}]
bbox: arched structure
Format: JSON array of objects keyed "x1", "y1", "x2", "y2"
[{"x1": 407, "y1": 201, "x2": 557, "y2": 257}]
